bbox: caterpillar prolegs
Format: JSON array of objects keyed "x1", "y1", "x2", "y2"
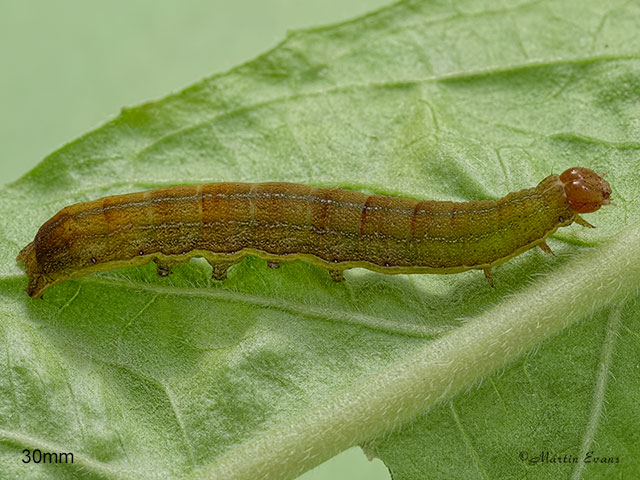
[{"x1": 17, "y1": 167, "x2": 612, "y2": 298}]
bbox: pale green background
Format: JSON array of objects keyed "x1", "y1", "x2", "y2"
[{"x1": 0, "y1": 1, "x2": 393, "y2": 478}]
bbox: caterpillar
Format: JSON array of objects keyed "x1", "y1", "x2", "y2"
[{"x1": 17, "y1": 167, "x2": 611, "y2": 298}]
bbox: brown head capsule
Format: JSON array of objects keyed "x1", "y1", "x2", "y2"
[{"x1": 559, "y1": 167, "x2": 612, "y2": 213}]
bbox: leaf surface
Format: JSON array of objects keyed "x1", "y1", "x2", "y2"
[{"x1": 1, "y1": 1, "x2": 639, "y2": 479}]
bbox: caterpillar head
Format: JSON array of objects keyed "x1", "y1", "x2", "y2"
[{"x1": 560, "y1": 167, "x2": 612, "y2": 213}]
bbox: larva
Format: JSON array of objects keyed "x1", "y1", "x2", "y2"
[{"x1": 17, "y1": 167, "x2": 611, "y2": 298}]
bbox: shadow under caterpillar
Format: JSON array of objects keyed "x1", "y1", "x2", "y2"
[{"x1": 17, "y1": 167, "x2": 612, "y2": 298}]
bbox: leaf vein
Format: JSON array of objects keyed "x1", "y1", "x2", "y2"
[
  {"x1": 571, "y1": 304, "x2": 622, "y2": 480},
  {"x1": 450, "y1": 402, "x2": 488, "y2": 479},
  {"x1": 84, "y1": 276, "x2": 450, "y2": 338}
]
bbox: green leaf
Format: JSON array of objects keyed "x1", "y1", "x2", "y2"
[{"x1": 1, "y1": 0, "x2": 639, "y2": 479}]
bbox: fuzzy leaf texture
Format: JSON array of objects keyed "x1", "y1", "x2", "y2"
[{"x1": 1, "y1": 0, "x2": 640, "y2": 479}]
